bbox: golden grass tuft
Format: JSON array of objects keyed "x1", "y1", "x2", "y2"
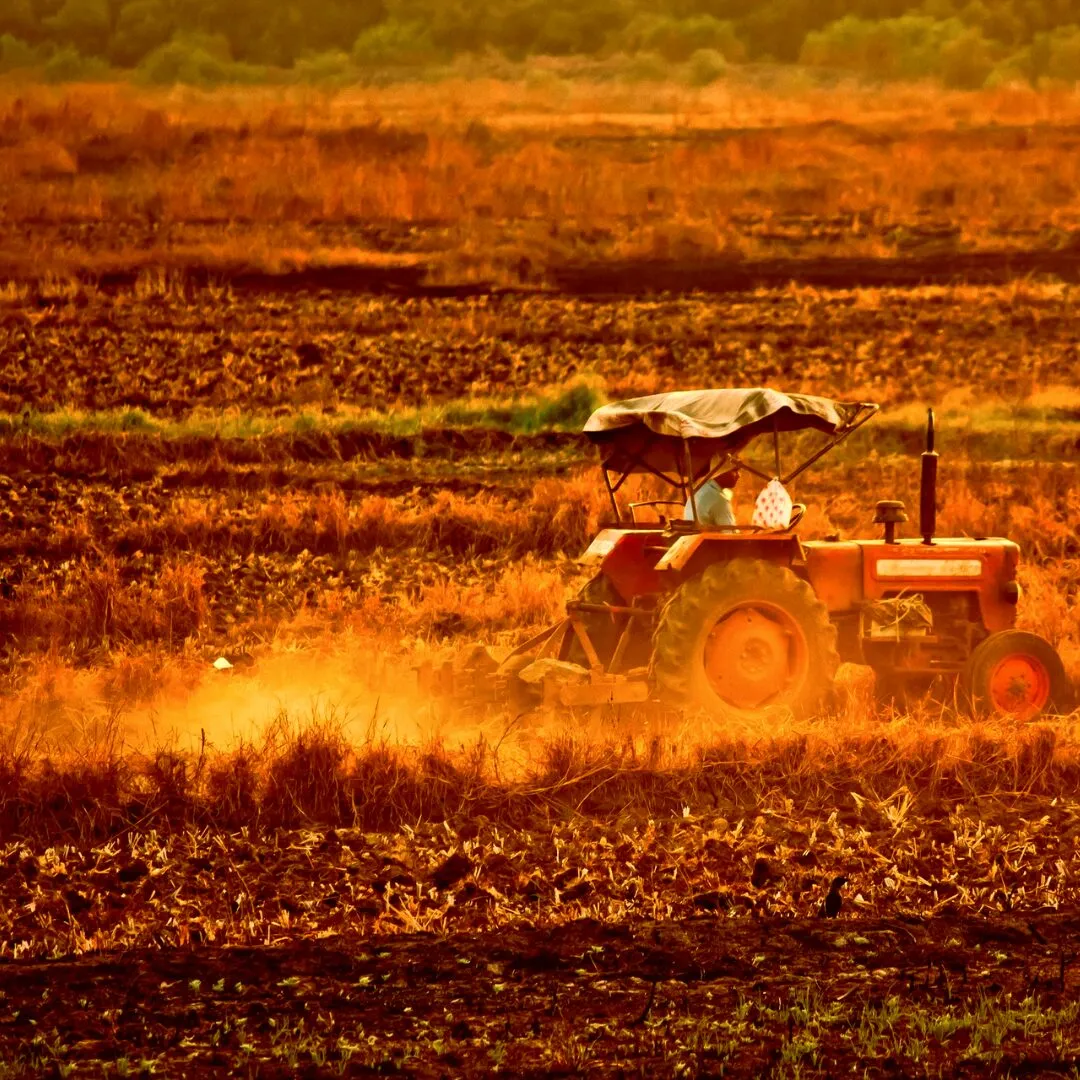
[{"x1": 0, "y1": 556, "x2": 207, "y2": 654}]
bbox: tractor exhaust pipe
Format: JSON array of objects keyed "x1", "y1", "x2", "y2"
[{"x1": 920, "y1": 408, "x2": 938, "y2": 545}]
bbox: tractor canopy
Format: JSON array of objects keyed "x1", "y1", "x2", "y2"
[{"x1": 584, "y1": 388, "x2": 877, "y2": 488}]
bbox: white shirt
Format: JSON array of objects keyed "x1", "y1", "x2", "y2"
[{"x1": 683, "y1": 480, "x2": 735, "y2": 527}]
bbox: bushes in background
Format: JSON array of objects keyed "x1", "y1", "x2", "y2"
[{"x1": 1, "y1": 1, "x2": 1079, "y2": 87}]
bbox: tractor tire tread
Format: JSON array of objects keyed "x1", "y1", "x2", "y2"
[
  {"x1": 961, "y1": 629, "x2": 1074, "y2": 718},
  {"x1": 651, "y1": 558, "x2": 839, "y2": 719}
]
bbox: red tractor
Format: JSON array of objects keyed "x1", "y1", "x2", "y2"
[{"x1": 437, "y1": 388, "x2": 1073, "y2": 721}]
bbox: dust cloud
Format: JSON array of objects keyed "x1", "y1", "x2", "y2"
[
  {"x1": 2, "y1": 643, "x2": 888, "y2": 776},
  {"x1": 2, "y1": 639, "x2": 584, "y2": 768},
  {"x1": 130, "y1": 647, "x2": 435, "y2": 753}
]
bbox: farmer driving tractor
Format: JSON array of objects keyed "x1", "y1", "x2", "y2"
[
  {"x1": 683, "y1": 457, "x2": 740, "y2": 527},
  {"x1": 684, "y1": 456, "x2": 794, "y2": 532}
]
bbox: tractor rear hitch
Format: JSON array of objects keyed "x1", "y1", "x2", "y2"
[{"x1": 566, "y1": 601, "x2": 652, "y2": 617}]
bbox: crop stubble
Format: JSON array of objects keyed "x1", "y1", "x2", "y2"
[{"x1": 3, "y1": 803, "x2": 1080, "y2": 1074}]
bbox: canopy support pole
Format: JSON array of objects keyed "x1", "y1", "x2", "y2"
[
  {"x1": 731, "y1": 457, "x2": 771, "y2": 482},
  {"x1": 782, "y1": 403, "x2": 879, "y2": 484},
  {"x1": 601, "y1": 466, "x2": 620, "y2": 523},
  {"x1": 683, "y1": 441, "x2": 698, "y2": 524},
  {"x1": 772, "y1": 418, "x2": 782, "y2": 479},
  {"x1": 609, "y1": 445, "x2": 686, "y2": 493}
]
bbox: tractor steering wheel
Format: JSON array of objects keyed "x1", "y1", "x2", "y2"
[{"x1": 788, "y1": 503, "x2": 807, "y2": 530}]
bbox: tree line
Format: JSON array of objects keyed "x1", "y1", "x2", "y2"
[{"x1": 2, "y1": 0, "x2": 1079, "y2": 87}]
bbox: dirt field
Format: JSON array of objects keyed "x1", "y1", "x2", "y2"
[
  {"x1": 1, "y1": 79, "x2": 1080, "y2": 1076},
  {"x1": 1, "y1": 274, "x2": 1077, "y2": 1075},
  {"x1": 3, "y1": 804, "x2": 1080, "y2": 1074}
]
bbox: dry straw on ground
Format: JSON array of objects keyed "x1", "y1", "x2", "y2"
[{"x1": 3, "y1": 80, "x2": 1080, "y2": 282}]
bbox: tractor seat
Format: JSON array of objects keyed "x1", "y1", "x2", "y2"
[{"x1": 687, "y1": 501, "x2": 806, "y2": 534}]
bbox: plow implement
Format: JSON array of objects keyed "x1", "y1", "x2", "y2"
[{"x1": 418, "y1": 609, "x2": 652, "y2": 711}]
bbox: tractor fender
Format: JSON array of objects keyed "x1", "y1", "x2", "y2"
[
  {"x1": 577, "y1": 528, "x2": 664, "y2": 601},
  {"x1": 656, "y1": 533, "x2": 805, "y2": 577},
  {"x1": 577, "y1": 528, "x2": 625, "y2": 569}
]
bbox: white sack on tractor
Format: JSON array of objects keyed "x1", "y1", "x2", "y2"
[{"x1": 752, "y1": 479, "x2": 793, "y2": 530}]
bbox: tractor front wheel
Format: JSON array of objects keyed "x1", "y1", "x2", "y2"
[
  {"x1": 651, "y1": 559, "x2": 839, "y2": 721},
  {"x1": 961, "y1": 630, "x2": 1073, "y2": 720}
]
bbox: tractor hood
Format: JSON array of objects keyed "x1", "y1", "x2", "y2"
[{"x1": 584, "y1": 388, "x2": 868, "y2": 479}]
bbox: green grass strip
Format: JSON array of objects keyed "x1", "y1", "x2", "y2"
[
  {"x1": 0, "y1": 381, "x2": 606, "y2": 440},
  {"x1": 0, "y1": 387, "x2": 1078, "y2": 464}
]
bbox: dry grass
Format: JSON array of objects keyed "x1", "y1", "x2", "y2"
[
  {"x1": 2, "y1": 684, "x2": 1080, "y2": 849},
  {"x1": 3, "y1": 80, "x2": 1080, "y2": 282},
  {"x1": 0, "y1": 556, "x2": 208, "y2": 653},
  {"x1": 1, "y1": 456, "x2": 1076, "y2": 663}
]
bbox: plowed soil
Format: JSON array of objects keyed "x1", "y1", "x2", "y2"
[
  {"x1": 3, "y1": 914, "x2": 1079, "y2": 1077},
  {"x1": 3, "y1": 801, "x2": 1080, "y2": 1075},
  {"x1": 3, "y1": 286, "x2": 1078, "y2": 414}
]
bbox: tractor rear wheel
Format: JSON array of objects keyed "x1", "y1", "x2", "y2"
[
  {"x1": 961, "y1": 630, "x2": 1073, "y2": 720},
  {"x1": 651, "y1": 559, "x2": 839, "y2": 720}
]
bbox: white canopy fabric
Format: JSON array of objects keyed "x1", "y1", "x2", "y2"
[{"x1": 584, "y1": 388, "x2": 866, "y2": 479}]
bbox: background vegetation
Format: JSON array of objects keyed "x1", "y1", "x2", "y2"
[{"x1": 2, "y1": 0, "x2": 1080, "y2": 88}]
